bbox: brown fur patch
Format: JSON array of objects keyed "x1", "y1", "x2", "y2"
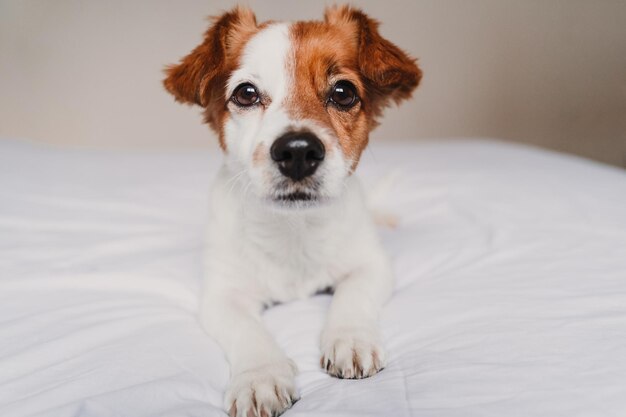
[
  {"x1": 287, "y1": 21, "x2": 369, "y2": 169},
  {"x1": 162, "y1": 7, "x2": 260, "y2": 149},
  {"x1": 287, "y1": 5, "x2": 422, "y2": 170},
  {"x1": 252, "y1": 143, "x2": 266, "y2": 166},
  {"x1": 324, "y1": 6, "x2": 423, "y2": 115}
]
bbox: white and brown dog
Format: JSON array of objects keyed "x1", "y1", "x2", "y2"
[{"x1": 163, "y1": 5, "x2": 421, "y2": 416}]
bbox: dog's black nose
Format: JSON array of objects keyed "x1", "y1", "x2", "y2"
[{"x1": 270, "y1": 131, "x2": 325, "y2": 181}]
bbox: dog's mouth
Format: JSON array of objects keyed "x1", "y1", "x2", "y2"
[
  {"x1": 277, "y1": 191, "x2": 316, "y2": 202},
  {"x1": 268, "y1": 185, "x2": 331, "y2": 209},
  {"x1": 267, "y1": 178, "x2": 324, "y2": 208},
  {"x1": 270, "y1": 191, "x2": 322, "y2": 209}
]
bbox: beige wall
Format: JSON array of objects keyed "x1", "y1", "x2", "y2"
[{"x1": 1, "y1": 0, "x2": 625, "y2": 167}]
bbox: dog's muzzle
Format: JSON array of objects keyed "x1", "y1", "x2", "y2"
[{"x1": 270, "y1": 131, "x2": 325, "y2": 181}]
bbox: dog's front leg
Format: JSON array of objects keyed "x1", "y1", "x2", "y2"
[
  {"x1": 201, "y1": 292, "x2": 299, "y2": 417},
  {"x1": 321, "y1": 256, "x2": 393, "y2": 379}
]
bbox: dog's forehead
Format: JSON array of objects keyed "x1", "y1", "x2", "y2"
[{"x1": 227, "y1": 21, "x2": 358, "y2": 98}]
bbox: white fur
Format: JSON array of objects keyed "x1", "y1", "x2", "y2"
[{"x1": 200, "y1": 24, "x2": 394, "y2": 417}]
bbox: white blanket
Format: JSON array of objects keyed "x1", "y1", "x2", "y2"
[{"x1": 1, "y1": 138, "x2": 625, "y2": 417}]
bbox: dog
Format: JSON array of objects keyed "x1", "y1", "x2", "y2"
[{"x1": 163, "y1": 5, "x2": 421, "y2": 416}]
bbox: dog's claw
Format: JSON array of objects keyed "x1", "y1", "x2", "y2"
[{"x1": 320, "y1": 328, "x2": 386, "y2": 380}]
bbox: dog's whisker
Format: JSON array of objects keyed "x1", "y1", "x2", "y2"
[
  {"x1": 225, "y1": 169, "x2": 246, "y2": 189},
  {"x1": 222, "y1": 168, "x2": 247, "y2": 200}
]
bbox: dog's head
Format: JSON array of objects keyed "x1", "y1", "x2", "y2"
[{"x1": 164, "y1": 5, "x2": 421, "y2": 207}]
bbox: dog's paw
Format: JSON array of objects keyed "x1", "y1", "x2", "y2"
[
  {"x1": 320, "y1": 327, "x2": 386, "y2": 379},
  {"x1": 225, "y1": 360, "x2": 299, "y2": 417}
]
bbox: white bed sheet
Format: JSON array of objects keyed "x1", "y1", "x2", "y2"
[{"x1": 1, "y1": 138, "x2": 625, "y2": 417}]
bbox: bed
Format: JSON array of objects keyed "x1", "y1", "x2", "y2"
[{"x1": 1, "y1": 137, "x2": 625, "y2": 417}]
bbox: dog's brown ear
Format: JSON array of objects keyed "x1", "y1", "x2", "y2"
[
  {"x1": 325, "y1": 5, "x2": 422, "y2": 114},
  {"x1": 163, "y1": 7, "x2": 257, "y2": 108}
]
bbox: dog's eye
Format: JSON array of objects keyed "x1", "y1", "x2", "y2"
[
  {"x1": 329, "y1": 81, "x2": 358, "y2": 108},
  {"x1": 232, "y1": 83, "x2": 260, "y2": 107}
]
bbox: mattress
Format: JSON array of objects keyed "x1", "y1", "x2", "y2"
[{"x1": 1, "y1": 137, "x2": 625, "y2": 417}]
